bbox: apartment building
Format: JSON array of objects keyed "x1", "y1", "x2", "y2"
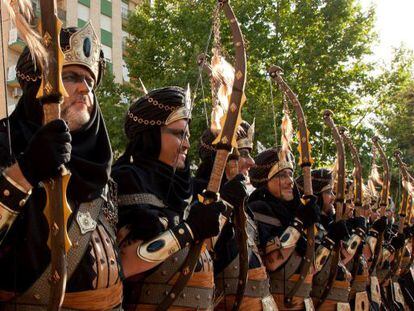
[{"x1": 0, "y1": 0, "x2": 142, "y2": 118}]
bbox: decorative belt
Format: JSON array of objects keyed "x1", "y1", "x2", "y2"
[
  {"x1": 216, "y1": 267, "x2": 270, "y2": 298},
  {"x1": 134, "y1": 283, "x2": 214, "y2": 309},
  {"x1": 351, "y1": 274, "x2": 369, "y2": 294},
  {"x1": 216, "y1": 295, "x2": 273, "y2": 311},
  {"x1": 311, "y1": 280, "x2": 351, "y2": 303},
  {"x1": 0, "y1": 281, "x2": 122, "y2": 311},
  {"x1": 270, "y1": 273, "x2": 313, "y2": 298}
]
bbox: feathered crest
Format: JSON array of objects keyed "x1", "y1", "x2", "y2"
[
  {"x1": 210, "y1": 47, "x2": 235, "y2": 134},
  {"x1": 279, "y1": 96, "x2": 293, "y2": 161},
  {"x1": 2, "y1": 0, "x2": 47, "y2": 69},
  {"x1": 367, "y1": 178, "x2": 378, "y2": 199},
  {"x1": 185, "y1": 83, "x2": 191, "y2": 110},
  {"x1": 362, "y1": 183, "x2": 376, "y2": 206},
  {"x1": 403, "y1": 180, "x2": 414, "y2": 194},
  {"x1": 370, "y1": 163, "x2": 383, "y2": 187}
]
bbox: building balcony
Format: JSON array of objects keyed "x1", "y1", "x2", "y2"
[
  {"x1": 8, "y1": 28, "x2": 26, "y2": 53},
  {"x1": 7, "y1": 66, "x2": 19, "y2": 88},
  {"x1": 30, "y1": 0, "x2": 66, "y2": 22}
]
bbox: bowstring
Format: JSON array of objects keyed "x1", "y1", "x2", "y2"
[
  {"x1": 268, "y1": 75, "x2": 278, "y2": 146},
  {"x1": 199, "y1": 69, "x2": 209, "y2": 128},
  {"x1": 165, "y1": 8, "x2": 215, "y2": 203}
]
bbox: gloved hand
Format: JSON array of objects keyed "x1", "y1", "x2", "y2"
[
  {"x1": 296, "y1": 195, "x2": 320, "y2": 228},
  {"x1": 18, "y1": 120, "x2": 71, "y2": 186},
  {"x1": 390, "y1": 233, "x2": 406, "y2": 251},
  {"x1": 327, "y1": 220, "x2": 350, "y2": 243},
  {"x1": 372, "y1": 216, "x2": 388, "y2": 233},
  {"x1": 403, "y1": 225, "x2": 414, "y2": 238},
  {"x1": 220, "y1": 174, "x2": 248, "y2": 208},
  {"x1": 186, "y1": 201, "x2": 225, "y2": 241},
  {"x1": 350, "y1": 216, "x2": 367, "y2": 231}
]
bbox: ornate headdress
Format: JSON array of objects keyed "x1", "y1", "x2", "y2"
[
  {"x1": 165, "y1": 84, "x2": 192, "y2": 125},
  {"x1": 16, "y1": 22, "x2": 105, "y2": 89},
  {"x1": 125, "y1": 86, "x2": 191, "y2": 139},
  {"x1": 249, "y1": 147, "x2": 294, "y2": 188},
  {"x1": 62, "y1": 21, "x2": 102, "y2": 83},
  {"x1": 296, "y1": 168, "x2": 333, "y2": 195},
  {"x1": 237, "y1": 118, "x2": 255, "y2": 150},
  {"x1": 198, "y1": 119, "x2": 255, "y2": 163}
]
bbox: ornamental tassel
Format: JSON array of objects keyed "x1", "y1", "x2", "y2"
[
  {"x1": 2, "y1": 0, "x2": 46, "y2": 69},
  {"x1": 367, "y1": 164, "x2": 380, "y2": 200},
  {"x1": 370, "y1": 163, "x2": 383, "y2": 187},
  {"x1": 403, "y1": 180, "x2": 413, "y2": 194},
  {"x1": 280, "y1": 99, "x2": 293, "y2": 161},
  {"x1": 210, "y1": 47, "x2": 234, "y2": 134}
]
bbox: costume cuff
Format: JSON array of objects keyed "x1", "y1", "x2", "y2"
[
  {"x1": 0, "y1": 172, "x2": 31, "y2": 232},
  {"x1": 137, "y1": 222, "x2": 194, "y2": 264}
]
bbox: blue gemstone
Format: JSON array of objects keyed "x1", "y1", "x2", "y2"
[
  {"x1": 147, "y1": 239, "x2": 165, "y2": 252},
  {"x1": 280, "y1": 233, "x2": 290, "y2": 243},
  {"x1": 83, "y1": 37, "x2": 91, "y2": 57}
]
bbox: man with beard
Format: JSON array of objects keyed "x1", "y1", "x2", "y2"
[
  {"x1": 247, "y1": 147, "x2": 319, "y2": 310},
  {"x1": 112, "y1": 87, "x2": 223, "y2": 310},
  {"x1": 0, "y1": 23, "x2": 121, "y2": 310},
  {"x1": 194, "y1": 121, "x2": 278, "y2": 310}
]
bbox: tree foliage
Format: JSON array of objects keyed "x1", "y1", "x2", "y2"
[
  {"x1": 123, "y1": 0, "x2": 377, "y2": 166},
  {"x1": 96, "y1": 71, "x2": 130, "y2": 158},
  {"x1": 96, "y1": 0, "x2": 413, "y2": 189}
]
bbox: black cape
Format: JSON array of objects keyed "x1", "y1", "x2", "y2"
[{"x1": 0, "y1": 93, "x2": 112, "y2": 293}]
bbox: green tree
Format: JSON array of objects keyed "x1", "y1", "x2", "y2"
[
  {"x1": 374, "y1": 48, "x2": 414, "y2": 162},
  {"x1": 125, "y1": 0, "x2": 377, "y2": 166},
  {"x1": 368, "y1": 48, "x2": 414, "y2": 203},
  {"x1": 96, "y1": 71, "x2": 130, "y2": 158}
]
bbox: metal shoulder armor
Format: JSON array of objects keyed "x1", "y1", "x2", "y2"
[
  {"x1": 137, "y1": 222, "x2": 194, "y2": 264},
  {"x1": 279, "y1": 218, "x2": 304, "y2": 249}
]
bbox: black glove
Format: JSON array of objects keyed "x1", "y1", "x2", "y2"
[
  {"x1": 327, "y1": 220, "x2": 350, "y2": 243},
  {"x1": 372, "y1": 216, "x2": 388, "y2": 233},
  {"x1": 18, "y1": 120, "x2": 71, "y2": 186},
  {"x1": 220, "y1": 174, "x2": 248, "y2": 208},
  {"x1": 186, "y1": 201, "x2": 225, "y2": 241},
  {"x1": 296, "y1": 195, "x2": 320, "y2": 228},
  {"x1": 346, "y1": 216, "x2": 366, "y2": 239},
  {"x1": 390, "y1": 233, "x2": 405, "y2": 251},
  {"x1": 404, "y1": 225, "x2": 414, "y2": 238}
]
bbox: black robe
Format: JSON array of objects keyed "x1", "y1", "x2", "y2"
[
  {"x1": 0, "y1": 94, "x2": 113, "y2": 293},
  {"x1": 248, "y1": 186, "x2": 307, "y2": 256}
]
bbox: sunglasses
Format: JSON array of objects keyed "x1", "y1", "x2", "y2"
[{"x1": 161, "y1": 127, "x2": 190, "y2": 140}]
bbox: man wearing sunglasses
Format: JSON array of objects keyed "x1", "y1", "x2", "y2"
[{"x1": 248, "y1": 147, "x2": 320, "y2": 310}]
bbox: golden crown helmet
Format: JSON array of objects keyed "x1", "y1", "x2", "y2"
[
  {"x1": 165, "y1": 83, "x2": 192, "y2": 125},
  {"x1": 63, "y1": 21, "x2": 101, "y2": 83},
  {"x1": 237, "y1": 118, "x2": 255, "y2": 150}
]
